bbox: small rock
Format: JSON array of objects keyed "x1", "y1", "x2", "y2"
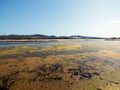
[
  {"x1": 97, "y1": 87, "x2": 102, "y2": 90},
  {"x1": 92, "y1": 72, "x2": 100, "y2": 75},
  {"x1": 80, "y1": 73, "x2": 92, "y2": 79},
  {"x1": 73, "y1": 71, "x2": 79, "y2": 75}
]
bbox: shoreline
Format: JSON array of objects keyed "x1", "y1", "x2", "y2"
[{"x1": 0, "y1": 39, "x2": 66, "y2": 42}]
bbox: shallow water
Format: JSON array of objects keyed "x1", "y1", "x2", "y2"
[
  {"x1": 0, "y1": 39, "x2": 120, "y2": 52},
  {"x1": 0, "y1": 41, "x2": 61, "y2": 47},
  {"x1": 0, "y1": 39, "x2": 105, "y2": 47}
]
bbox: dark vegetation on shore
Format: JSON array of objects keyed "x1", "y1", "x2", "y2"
[
  {"x1": 0, "y1": 34, "x2": 102, "y2": 40},
  {"x1": 0, "y1": 34, "x2": 69, "y2": 39},
  {"x1": 0, "y1": 34, "x2": 120, "y2": 43}
]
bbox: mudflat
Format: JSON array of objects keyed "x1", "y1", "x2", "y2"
[{"x1": 0, "y1": 41, "x2": 120, "y2": 90}]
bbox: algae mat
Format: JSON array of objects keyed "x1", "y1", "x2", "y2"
[{"x1": 0, "y1": 43, "x2": 120, "y2": 90}]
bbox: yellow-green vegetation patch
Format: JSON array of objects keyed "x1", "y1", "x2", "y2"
[
  {"x1": 41, "y1": 44, "x2": 82, "y2": 51},
  {"x1": 0, "y1": 46, "x2": 38, "y2": 57}
]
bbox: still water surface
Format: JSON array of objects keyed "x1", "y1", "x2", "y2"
[
  {"x1": 0, "y1": 39, "x2": 120, "y2": 54},
  {"x1": 0, "y1": 39, "x2": 120, "y2": 52},
  {"x1": 0, "y1": 39, "x2": 104, "y2": 47}
]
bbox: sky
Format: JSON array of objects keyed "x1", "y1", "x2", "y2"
[{"x1": 0, "y1": 0, "x2": 120, "y2": 37}]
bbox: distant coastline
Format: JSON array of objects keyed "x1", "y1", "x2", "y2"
[
  {"x1": 0, "y1": 39, "x2": 66, "y2": 42},
  {"x1": 0, "y1": 34, "x2": 120, "y2": 42},
  {"x1": 0, "y1": 34, "x2": 102, "y2": 39}
]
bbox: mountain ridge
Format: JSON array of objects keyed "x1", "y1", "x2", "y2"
[{"x1": 0, "y1": 34, "x2": 102, "y2": 39}]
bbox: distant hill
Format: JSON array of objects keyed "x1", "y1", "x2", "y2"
[
  {"x1": 70, "y1": 35, "x2": 102, "y2": 39},
  {"x1": 0, "y1": 34, "x2": 69, "y2": 39},
  {"x1": 0, "y1": 34, "x2": 102, "y2": 39}
]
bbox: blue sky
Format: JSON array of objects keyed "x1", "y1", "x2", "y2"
[{"x1": 0, "y1": 0, "x2": 120, "y2": 37}]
